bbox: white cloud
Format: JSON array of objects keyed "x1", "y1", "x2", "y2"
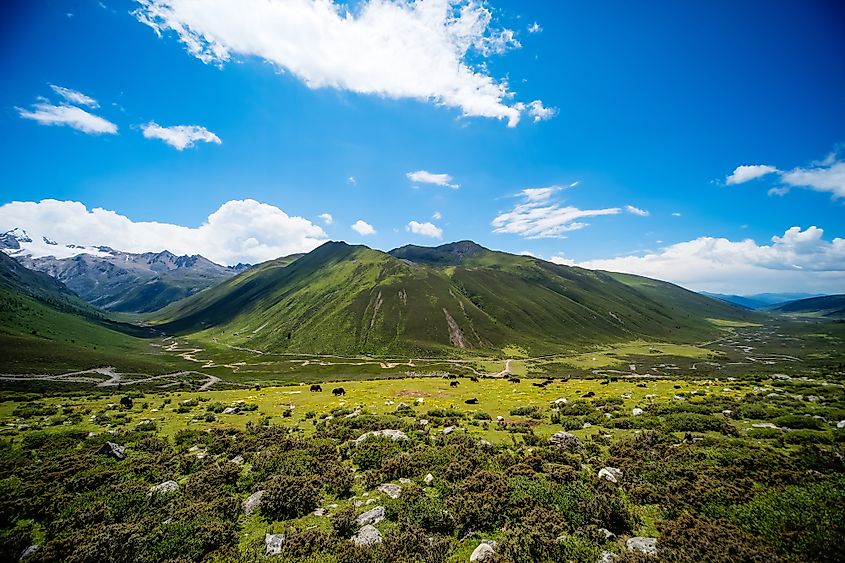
[
  {"x1": 528, "y1": 22, "x2": 542, "y2": 33},
  {"x1": 17, "y1": 103, "x2": 118, "y2": 135},
  {"x1": 347, "y1": 176, "x2": 357, "y2": 185},
  {"x1": 432, "y1": 211, "x2": 442, "y2": 220},
  {"x1": 516, "y1": 99, "x2": 557, "y2": 123},
  {"x1": 318, "y1": 213, "x2": 333, "y2": 225},
  {"x1": 134, "y1": 0, "x2": 540, "y2": 126},
  {"x1": 407, "y1": 170, "x2": 459, "y2": 189},
  {"x1": 625, "y1": 205, "x2": 650, "y2": 217},
  {"x1": 573, "y1": 226, "x2": 845, "y2": 294},
  {"x1": 518, "y1": 250, "x2": 537, "y2": 257},
  {"x1": 726, "y1": 149, "x2": 845, "y2": 199},
  {"x1": 726, "y1": 164, "x2": 778, "y2": 185},
  {"x1": 141, "y1": 122, "x2": 221, "y2": 150},
  {"x1": 549, "y1": 254, "x2": 575, "y2": 266},
  {"x1": 671, "y1": 212, "x2": 682, "y2": 217},
  {"x1": 406, "y1": 220, "x2": 443, "y2": 238},
  {"x1": 50, "y1": 85, "x2": 99, "y2": 108},
  {"x1": 351, "y1": 219, "x2": 376, "y2": 236},
  {"x1": 492, "y1": 188, "x2": 620, "y2": 239},
  {"x1": 0, "y1": 199, "x2": 327, "y2": 265}
]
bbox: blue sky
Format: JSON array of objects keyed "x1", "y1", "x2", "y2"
[{"x1": 1, "y1": 0, "x2": 844, "y2": 293}]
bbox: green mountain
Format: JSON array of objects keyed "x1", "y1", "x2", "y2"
[
  {"x1": 0, "y1": 252, "x2": 175, "y2": 374},
  {"x1": 773, "y1": 294, "x2": 845, "y2": 318},
  {"x1": 150, "y1": 241, "x2": 754, "y2": 356}
]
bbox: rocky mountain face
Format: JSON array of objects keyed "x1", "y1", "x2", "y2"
[{"x1": 1, "y1": 229, "x2": 248, "y2": 313}]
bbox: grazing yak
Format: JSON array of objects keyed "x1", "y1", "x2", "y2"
[
  {"x1": 332, "y1": 387, "x2": 345, "y2": 396},
  {"x1": 465, "y1": 398, "x2": 479, "y2": 404},
  {"x1": 450, "y1": 381, "x2": 459, "y2": 387},
  {"x1": 509, "y1": 378, "x2": 521, "y2": 384},
  {"x1": 469, "y1": 376, "x2": 479, "y2": 382},
  {"x1": 310, "y1": 384, "x2": 323, "y2": 392},
  {"x1": 120, "y1": 396, "x2": 133, "y2": 409},
  {"x1": 582, "y1": 391, "x2": 595, "y2": 398}
]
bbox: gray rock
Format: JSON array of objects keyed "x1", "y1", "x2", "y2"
[
  {"x1": 378, "y1": 483, "x2": 402, "y2": 498},
  {"x1": 598, "y1": 551, "x2": 616, "y2": 563},
  {"x1": 148, "y1": 480, "x2": 179, "y2": 496},
  {"x1": 98, "y1": 441, "x2": 125, "y2": 460},
  {"x1": 752, "y1": 423, "x2": 779, "y2": 429},
  {"x1": 443, "y1": 425, "x2": 456, "y2": 435},
  {"x1": 838, "y1": 420, "x2": 845, "y2": 429},
  {"x1": 399, "y1": 477, "x2": 411, "y2": 484},
  {"x1": 631, "y1": 408, "x2": 643, "y2": 416},
  {"x1": 351, "y1": 525, "x2": 382, "y2": 546},
  {"x1": 243, "y1": 490, "x2": 265, "y2": 515},
  {"x1": 265, "y1": 533, "x2": 285, "y2": 556},
  {"x1": 222, "y1": 407, "x2": 238, "y2": 415},
  {"x1": 598, "y1": 467, "x2": 623, "y2": 484},
  {"x1": 470, "y1": 542, "x2": 496, "y2": 561},
  {"x1": 626, "y1": 536, "x2": 657, "y2": 554},
  {"x1": 355, "y1": 429, "x2": 408, "y2": 444},
  {"x1": 229, "y1": 455, "x2": 244, "y2": 464},
  {"x1": 356, "y1": 505, "x2": 385, "y2": 526},
  {"x1": 19, "y1": 544, "x2": 40, "y2": 561},
  {"x1": 424, "y1": 473, "x2": 434, "y2": 485},
  {"x1": 548, "y1": 431, "x2": 581, "y2": 449},
  {"x1": 598, "y1": 528, "x2": 616, "y2": 541}
]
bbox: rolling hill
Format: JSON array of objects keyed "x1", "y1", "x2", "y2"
[
  {"x1": 150, "y1": 240, "x2": 755, "y2": 356},
  {"x1": 701, "y1": 292, "x2": 825, "y2": 310},
  {"x1": 772, "y1": 294, "x2": 845, "y2": 318}
]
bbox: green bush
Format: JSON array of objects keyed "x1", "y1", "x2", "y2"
[{"x1": 261, "y1": 475, "x2": 320, "y2": 520}]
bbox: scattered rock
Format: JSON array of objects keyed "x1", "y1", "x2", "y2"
[
  {"x1": 399, "y1": 477, "x2": 411, "y2": 484},
  {"x1": 443, "y1": 426, "x2": 456, "y2": 435},
  {"x1": 377, "y1": 483, "x2": 402, "y2": 499},
  {"x1": 552, "y1": 398, "x2": 568, "y2": 405},
  {"x1": 148, "y1": 480, "x2": 179, "y2": 496},
  {"x1": 470, "y1": 541, "x2": 496, "y2": 561},
  {"x1": 344, "y1": 410, "x2": 361, "y2": 419},
  {"x1": 355, "y1": 429, "x2": 408, "y2": 444},
  {"x1": 838, "y1": 420, "x2": 845, "y2": 429},
  {"x1": 626, "y1": 536, "x2": 657, "y2": 555},
  {"x1": 418, "y1": 419, "x2": 429, "y2": 427},
  {"x1": 598, "y1": 528, "x2": 616, "y2": 542},
  {"x1": 771, "y1": 374, "x2": 791, "y2": 380},
  {"x1": 549, "y1": 431, "x2": 581, "y2": 449},
  {"x1": 222, "y1": 407, "x2": 238, "y2": 415},
  {"x1": 351, "y1": 525, "x2": 382, "y2": 546},
  {"x1": 265, "y1": 533, "x2": 285, "y2": 556},
  {"x1": 598, "y1": 551, "x2": 616, "y2": 562},
  {"x1": 752, "y1": 423, "x2": 779, "y2": 429},
  {"x1": 312, "y1": 507, "x2": 327, "y2": 516},
  {"x1": 631, "y1": 408, "x2": 643, "y2": 416},
  {"x1": 479, "y1": 439, "x2": 492, "y2": 448},
  {"x1": 97, "y1": 441, "x2": 125, "y2": 460},
  {"x1": 721, "y1": 410, "x2": 732, "y2": 416},
  {"x1": 19, "y1": 544, "x2": 40, "y2": 561},
  {"x1": 424, "y1": 473, "x2": 434, "y2": 485},
  {"x1": 229, "y1": 455, "x2": 244, "y2": 464},
  {"x1": 496, "y1": 416, "x2": 505, "y2": 422},
  {"x1": 356, "y1": 506, "x2": 385, "y2": 526},
  {"x1": 598, "y1": 467, "x2": 623, "y2": 484},
  {"x1": 243, "y1": 490, "x2": 265, "y2": 515}
]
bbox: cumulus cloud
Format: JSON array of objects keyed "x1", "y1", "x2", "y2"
[
  {"x1": 549, "y1": 254, "x2": 575, "y2": 266},
  {"x1": 407, "y1": 170, "x2": 459, "y2": 189},
  {"x1": 492, "y1": 187, "x2": 620, "y2": 239},
  {"x1": 516, "y1": 99, "x2": 557, "y2": 123},
  {"x1": 318, "y1": 213, "x2": 334, "y2": 225},
  {"x1": 141, "y1": 122, "x2": 221, "y2": 150},
  {"x1": 726, "y1": 148, "x2": 845, "y2": 199},
  {"x1": 406, "y1": 220, "x2": 443, "y2": 238},
  {"x1": 17, "y1": 103, "x2": 118, "y2": 135},
  {"x1": 625, "y1": 205, "x2": 649, "y2": 217},
  {"x1": 0, "y1": 199, "x2": 327, "y2": 265},
  {"x1": 351, "y1": 219, "x2": 376, "y2": 236},
  {"x1": 50, "y1": 85, "x2": 99, "y2": 108},
  {"x1": 726, "y1": 164, "x2": 778, "y2": 185},
  {"x1": 573, "y1": 226, "x2": 845, "y2": 294},
  {"x1": 133, "y1": 0, "x2": 541, "y2": 126},
  {"x1": 528, "y1": 22, "x2": 542, "y2": 33}
]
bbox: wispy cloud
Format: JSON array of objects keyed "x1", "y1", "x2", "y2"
[
  {"x1": 133, "y1": 0, "x2": 543, "y2": 126},
  {"x1": 351, "y1": 219, "x2": 376, "y2": 236},
  {"x1": 17, "y1": 103, "x2": 118, "y2": 135},
  {"x1": 141, "y1": 122, "x2": 221, "y2": 150},
  {"x1": 625, "y1": 205, "x2": 650, "y2": 217},
  {"x1": 726, "y1": 148, "x2": 845, "y2": 199},
  {"x1": 50, "y1": 85, "x2": 99, "y2": 108},
  {"x1": 528, "y1": 22, "x2": 542, "y2": 34},
  {"x1": 407, "y1": 170, "x2": 459, "y2": 189},
  {"x1": 492, "y1": 187, "x2": 620, "y2": 239},
  {"x1": 406, "y1": 220, "x2": 443, "y2": 239}
]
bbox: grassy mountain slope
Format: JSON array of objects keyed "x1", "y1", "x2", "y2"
[
  {"x1": 0, "y1": 253, "x2": 178, "y2": 374},
  {"x1": 773, "y1": 294, "x2": 845, "y2": 318},
  {"x1": 151, "y1": 241, "x2": 755, "y2": 356}
]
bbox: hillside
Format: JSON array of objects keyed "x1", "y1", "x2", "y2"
[
  {"x1": 773, "y1": 294, "x2": 845, "y2": 318},
  {"x1": 0, "y1": 253, "x2": 177, "y2": 374},
  {"x1": 13, "y1": 247, "x2": 246, "y2": 313},
  {"x1": 151, "y1": 241, "x2": 755, "y2": 356}
]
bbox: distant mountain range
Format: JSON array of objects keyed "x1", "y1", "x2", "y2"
[
  {"x1": 150, "y1": 240, "x2": 756, "y2": 356},
  {"x1": 701, "y1": 292, "x2": 826, "y2": 310},
  {"x1": 772, "y1": 294, "x2": 845, "y2": 318},
  {"x1": 1, "y1": 228, "x2": 248, "y2": 313}
]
